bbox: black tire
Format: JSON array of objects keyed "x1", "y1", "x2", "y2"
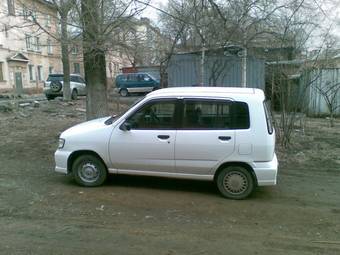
[
  {"x1": 71, "y1": 89, "x2": 78, "y2": 100},
  {"x1": 216, "y1": 166, "x2": 255, "y2": 200},
  {"x1": 72, "y1": 154, "x2": 108, "y2": 187},
  {"x1": 46, "y1": 95, "x2": 55, "y2": 100},
  {"x1": 119, "y1": 88, "x2": 128, "y2": 97},
  {"x1": 50, "y1": 81, "x2": 62, "y2": 92}
]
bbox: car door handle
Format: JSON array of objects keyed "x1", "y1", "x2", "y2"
[
  {"x1": 218, "y1": 136, "x2": 231, "y2": 141},
  {"x1": 157, "y1": 135, "x2": 170, "y2": 140}
]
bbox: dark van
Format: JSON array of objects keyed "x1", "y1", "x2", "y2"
[{"x1": 115, "y1": 73, "x2": 160, "y2": 96}]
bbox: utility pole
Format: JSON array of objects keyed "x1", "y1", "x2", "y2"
[
  {"x1": 241, "y1": 47, "x2": 247, "y2": 87},
  {"x1": 241, "y1": 33, "x2": 247, "y2": 88}
]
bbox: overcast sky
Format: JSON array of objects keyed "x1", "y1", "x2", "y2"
[
  {"x1": 141, "y1": 0, "x2": 168, "y2": 23},
  {"x1": 140, "y1": 0, "x2": 340, "y2": 49}
]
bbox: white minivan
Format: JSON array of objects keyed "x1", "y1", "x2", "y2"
[{"x1": 55, "y1": 87, "x2": 278, "y2": 199}]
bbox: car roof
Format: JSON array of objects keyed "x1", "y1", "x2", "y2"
[
  {"x1": 147, "y1": 87, "x2": 265, "y2": 100},
  {"x1": 48, "y1": 73, "x2": 82, "y2": 77},
  {"x1": 118, "y1": 73, "x2": 149, "y2": 76}
]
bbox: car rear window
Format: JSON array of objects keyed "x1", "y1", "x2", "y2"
[
  {"x1": 263, "y1": 101, "x2": 274, "y2": 134},
  {"x1": 47, "y1": 75, "x2": 63, "y2": 82}
]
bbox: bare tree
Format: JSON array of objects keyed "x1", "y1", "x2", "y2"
[
  {"x1": 53, "y1": 0, "x2": 74, "y2": 101},
  {"x1": 80, "y1": 0, "x2": 146, "y2": 119}
]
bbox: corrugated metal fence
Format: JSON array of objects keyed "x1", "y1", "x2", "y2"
[
  {"x1": 167, "y1": 53, "x2": 265, "y2": 89},
  {"x1": 307, "y1": 68, "x2": 340, "y2": 116}
]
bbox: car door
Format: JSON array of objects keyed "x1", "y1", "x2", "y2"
[
  {"x1": 139, "y1": 74, "x2": 154, "y2": 92},
  {"x1": 126, "y1": 74, "x2": 139, "y2": 93},
  {"x1": 77, "y1": 76, "x2": 86, "y2": 95},
  {"x1": 175, "y1": 99, "x2": 237, "y2": 175},
  {"x1": 109, "y1": 99, "x2": 178, "y2": 173}
]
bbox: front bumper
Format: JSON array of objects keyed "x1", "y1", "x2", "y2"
[
  {"x1": 253, "y1": 153, "x2": 278, "y2": 186},
  {"x1": 55, "y1": 149, "x2": 72, "y2": 174}
]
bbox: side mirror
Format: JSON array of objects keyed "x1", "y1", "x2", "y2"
[{"x1": 120, "y1": 122, "x2": 131, "y2": 131}]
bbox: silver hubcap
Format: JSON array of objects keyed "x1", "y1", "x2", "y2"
[
  {"x1": 120, "y1": 90, "x2": 127, "y2": 96},
  {"x1": 79, "y1": 163, "x2": 99, "y2": 183},
  {"x1": 223, "y1": 171, "x2": 248, "y2": 195}
]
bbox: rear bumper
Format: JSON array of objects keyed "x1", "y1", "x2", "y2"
[
  {"x1": 43, "y1": 87, "x2": 63, "y2": 96},
  {"x1": 253, "y1": 153, "x2": 278, "y2": 186},
  {"x1": 55, "y1": 149, "x2": 72, "y2": 174}
]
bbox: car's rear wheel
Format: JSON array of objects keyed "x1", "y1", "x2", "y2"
[
  {"x1": 71, "y1": 89, "x2": 78, "y2": 100},
  {"x1": 72, "y1": 154, "x2": 107, "y2": 187},
  {"x1": 119, "y1": 88, "x2": 128, "y2": 97},
  {"x1": 216, "y1": 166, "x2": 255, "y2": 199}
]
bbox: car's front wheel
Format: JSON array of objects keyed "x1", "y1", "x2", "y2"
[
  {"x1": 72, "y1": 154, "x2": 107, "y2": 187},
  {"x1": 216, "y1": 166, "x2": 255, "y2": 199}
]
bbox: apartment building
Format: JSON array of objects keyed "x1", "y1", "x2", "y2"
[{"x1": 0, "y1": 0, "x2": 61, "y2": 93}]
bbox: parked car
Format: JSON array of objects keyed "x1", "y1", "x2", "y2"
[
  {"x1": 115, "y1": 73, "x2": 160, "y2": 97},
  {"x1": 55, "y1": 87, "x2": 278, "y2": 199},
  {"x1": 43, "y1": 74, "x2": 86, "y2": 100}
]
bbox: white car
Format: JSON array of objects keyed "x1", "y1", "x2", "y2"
[
  {"x1": 55, "y1": 87, "x2": 278, "y2": 199},
  {"x1": 43, "y1": 74, "x2": 86, "y2": 100}
]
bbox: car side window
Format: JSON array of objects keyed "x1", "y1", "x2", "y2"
[
  {"x1": 144, "y1": 75, "x2": 151, "y2": 81},
  {"x1": 78, "y1": 77, "x2": 85, "y2": 84},
  {"x1": 137, "y1": 74, "x2": 144, "y2": 82},
  {"x1": 119, "y1": 75, "x2": 127, "y2": 82},
  {"x1": 182, "y1": 100, "x2": 249, "y2": 129},
  {"x1": 126, "y1": 100, "x2": 176, "y2": 129},
  {"x1": 70, "y1": 76, "x2": 77, "y2": 83},
  {"x1": 127, "y1": 74, "x2": 137, "y2": 82}
]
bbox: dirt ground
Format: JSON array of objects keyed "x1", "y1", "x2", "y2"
[{"x1": 0, "y1": 97, "x2": 339, "y2": 255}]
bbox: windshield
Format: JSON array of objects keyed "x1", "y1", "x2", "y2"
[
  {"x1": 105, "y1": 96, "x2": 145, "y2": 125},
  {"x1": 147, "y1": 74, "x2": 159, "y2": 81}
]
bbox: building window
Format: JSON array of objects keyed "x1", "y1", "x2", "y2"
[
  {"x1": 47, "y1": 39, "x2": 53, "y2": 54},
  {"x1": 35, "y1": 37, "x2": 41, "y2": 52},
  {"x1": 49, "y1": 66, "x2": 53, "y2": 74},
  {"x1": 45, "y1": 14, "x2": 51, "y2": 27},
  {"x1": 22, "y1": 5, "x2": 30, "y2": 20},
  {"x1": 4, "y1": 25, "x2": 9, "y2": 38},
  {"x1": 25, "y1": 35, "x2": 33, "y2": 50},
  {"x1": 29, "y1": 65, "x2": 34, "y2": 81},
  {"x1": 73, "y1": 63, "x2": 80, "y2": 74},
  {"x1": 37, "y1": 66, "x2": 43, "y2": 81},
  {"x1": 72, "y1": 46, "x2": 78, "y2": 55},
  {"x1": 0, "y1": 63, "x2": 4, "y2": 81},
  {"x1": 7, "y1": 0, "x2": 15, "y2": 16}
]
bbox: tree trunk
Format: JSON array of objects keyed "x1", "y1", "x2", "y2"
[
  {"x1": 82, "y1": 0, "x2": 108, "y2": 120},
  {"x1": 330, "y1": 111, "x2": 334, "y2": 127},
  {"x1": 84, "y1": 49, "x2": 108, "y2": 120},
  {"x1": 60, "y1": 9, "x2": 71, "y2": 101}
]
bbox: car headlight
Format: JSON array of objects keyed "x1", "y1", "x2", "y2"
[{"x1": 58, "y1": 138, "x2": 65, "y2": 149}]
